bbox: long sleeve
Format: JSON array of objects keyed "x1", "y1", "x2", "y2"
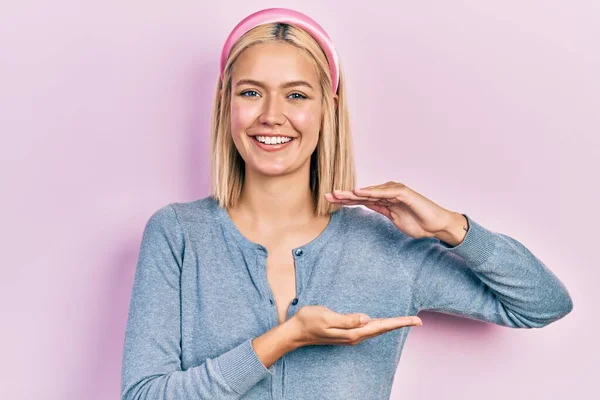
[
  {"x1": 412, "y1": 214, "x2": 573, "y2": 328},
  {"x1": 121, "y1": 205, "x2": 275, "y2": 400}
]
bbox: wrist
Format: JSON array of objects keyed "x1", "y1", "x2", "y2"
[
  {"x1": 436, "y1": 212, "x2": 468, "y2": 247},
  {"x1": 251, "y1": 320, "x2": 300, "y2": 370},
  {"x1": 281, "y1": 316, "x2": 304, "y2": 351}
]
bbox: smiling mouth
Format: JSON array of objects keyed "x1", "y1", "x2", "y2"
[
  {"x1": 252, "y1": 135, "x2": 294, "y2": 145},
  {"x1": 250, "y1": 135, "x2": 296, "y2": 151}
]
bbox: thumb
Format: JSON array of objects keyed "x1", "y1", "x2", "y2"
[{"x1": 335, "y1": 313, "x2": 370, "y2": 328}]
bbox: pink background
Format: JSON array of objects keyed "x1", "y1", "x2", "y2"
[{"x1": 1, "y1": 1, "x2": 596, "y2": 399}]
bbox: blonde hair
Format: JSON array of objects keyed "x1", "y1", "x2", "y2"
[{"x1": 209, "y1": 22, "x2": 355, "y2": 216}]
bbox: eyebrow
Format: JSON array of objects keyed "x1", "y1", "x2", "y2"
[{"x1": 235, "y1": 79, "x2": 314, "y2": 90}]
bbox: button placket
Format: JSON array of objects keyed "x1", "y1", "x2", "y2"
[
  {"x1": 287, "y1": 247, "x2": 305, "y2": 322},
  {"x1": 254, "y1": 246, "x2": 279, "y2": 331}
]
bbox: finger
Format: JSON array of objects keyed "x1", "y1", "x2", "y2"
[
  {"x1": 326, "y1": 316, "x2": 422, "y2": 339},
  {"x1": 324, "y1": 193, "x2": 368, "y2": 203},
  {"x1": 324, "y1": 197, "x2": 377, "y2": 205},
  {"x1": 353, "y1": 187, "x2": 404, "y2": 200},
  {"x1": 325, "y1": 311, "x2": 371, "y2": 330},
  {"x1": 331, "y1": 190, "x2": 376, "y2": 201},
  {"x1": 363, "y1": 316, "x2": 423, "y2": 333},
  {"x1": 324, "y1": 193, "x2": 338, "y2": 202},
  {"x1": 355, "y1": 323, "x2": 420, "y2": 343},
  {"x1": 327, "y1": 200, "x2": 372, "y2": 206},
  {"x1": 353, "y1": 184, "x2": 410, "y2": 200}
]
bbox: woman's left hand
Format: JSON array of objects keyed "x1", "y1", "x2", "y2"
[{"x1": 325, "y1": 181, "x2": 467, "y2": 245}]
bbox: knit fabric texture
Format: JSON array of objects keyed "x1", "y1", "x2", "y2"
[{"x1": 121, "y1": 196, "x2": 573, "y2": 399}]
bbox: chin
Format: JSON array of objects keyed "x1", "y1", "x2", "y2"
[
  {"x1": 256, "y1": 167, "x2": 289, "y2": 177},
  {"x1": 249, "y1": 163, "x2": 292, "y2": 177}
]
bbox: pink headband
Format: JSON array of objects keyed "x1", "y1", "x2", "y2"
[{"x1": 220, "y1": 8, "x2": 340, "y2": 94}]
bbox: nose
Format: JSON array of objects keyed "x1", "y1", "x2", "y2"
[{"x1": 258, "y1": 94, "x2": 286, "y2": 126}]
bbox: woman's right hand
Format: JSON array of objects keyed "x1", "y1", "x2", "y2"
[{"x1": 288, "y1": 305, "x2": 423, "y2": 348}]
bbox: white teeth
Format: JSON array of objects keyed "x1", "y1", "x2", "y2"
[{"x1": 255, "y1": 136, "x2": 292, "y2": 145}]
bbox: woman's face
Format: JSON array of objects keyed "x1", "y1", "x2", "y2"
[{"x1": 229, "y1": 41, "x2": 324, "y2": 178}]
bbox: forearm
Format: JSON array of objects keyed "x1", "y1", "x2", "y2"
[
  {"x1": 251, "y1": 320, "x2": 300, "y2": 369},
  {"x1": 418, "y1": 212, "x2": 573, "y2": 328}
]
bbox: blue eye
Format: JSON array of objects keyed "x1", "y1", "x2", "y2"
[
  {"x1": 289, "y1": 93, "x2": 307, "y2": 100},
  {"x1": 240, "y1": 90, "x2": 259, "y2": 97},
  {"x1": 239, "y1": 90, "x2": 307, "y2": 100}
]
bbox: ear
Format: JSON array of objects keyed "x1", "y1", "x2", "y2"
[{"x1": 333, "y1": 93, "x2": 339, "y2": 110}]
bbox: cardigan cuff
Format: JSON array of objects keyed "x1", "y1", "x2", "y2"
[
  {"x1": 437, "y1": 214, "x2": 497, "y2": 267},
  {"x1": 217, "y1": 337, "x2": 276, "y2": 395}
]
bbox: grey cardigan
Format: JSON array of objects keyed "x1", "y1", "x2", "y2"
[{"x1": 121, "y1": 196, "x2": 573, "y2": 399}]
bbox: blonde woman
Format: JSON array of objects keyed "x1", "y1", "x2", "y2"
[{"x1": 121, "y1": 8, "x2": 573, "y2": 400}]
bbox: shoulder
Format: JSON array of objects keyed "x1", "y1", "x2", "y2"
[
  {"x1": 144, "y1": 195, "x2": 219, "y2": 234},
  {"x1": 338, "y1": 206, "x2": 409, "y2": 244},
  {"x1": 168, "y1": 195, "x2": 219, "y2": 219},
  {"x1": 337, "y1": 206, "x2": 436, "y2": 257}
]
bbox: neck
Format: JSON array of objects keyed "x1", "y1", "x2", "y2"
[{"x1": 232, "y1": 163, "x2": 317, "y2": 229}]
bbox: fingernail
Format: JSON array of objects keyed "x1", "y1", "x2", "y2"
[{"x1": 360, "y1": 316, "x2": 370, "y2": 324}]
